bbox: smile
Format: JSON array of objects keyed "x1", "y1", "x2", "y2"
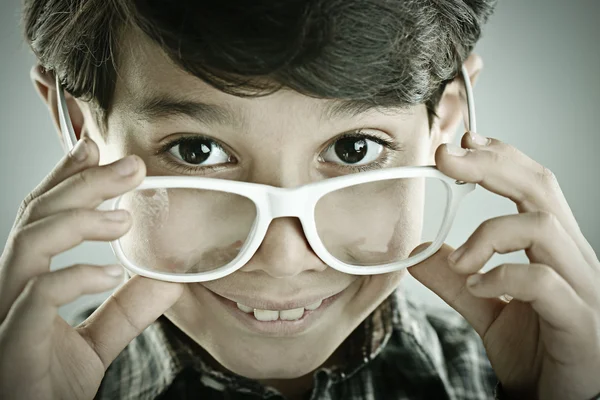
[
  {"x1": 235, "y1": 299, "x2": 324, "y2": 321},
  {"x1": 201, "y1": 285, "x2": 347, "y2": 336}
]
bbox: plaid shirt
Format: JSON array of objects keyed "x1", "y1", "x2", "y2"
[{"x1": 83, "y1": 287, "x2": 506, "y2": 400}]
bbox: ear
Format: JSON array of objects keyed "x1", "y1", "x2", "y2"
[
  {"x1": 30, "y1": 64, "x2": 86, "y2": 149},
  {"x1": 428, "y1": 53, "x2": 483, "y2": 164}
]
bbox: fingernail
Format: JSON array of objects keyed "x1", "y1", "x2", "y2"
[
  {"x1": 446, "y1": 144, "x2": 469, "y2": 157},
  {"x1": 466, "y1": 274, "x2": 482, "y2": 286},
  {"x1": 70, "y1": 138, "x2": 88, "y2": 162},
  {"x1": 447, "y1": 246, "x2": 466, "y2": 265},
  {"x1": 104, "y1": 264, "x2": 123, "y2": 277},
  {"x1": 114, "y1": 155, "x2": 138, "y2": 176},
  {"x1": 104, "y1": 209, "x2": 129, "y2": 222},
  {"x1": 469, "y1": 131, "x2": 490, "y2": 146}
]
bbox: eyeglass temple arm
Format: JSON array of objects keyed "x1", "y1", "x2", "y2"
[
  {"x1": 55, "y1": 66, "x2": 477, "y2": 151},
  {"x1": 56, "y1": 74, "x2": 78, "y2": 151},
  {"x1": 461, "y1": 64, "x2": 477, "y2": 133}
]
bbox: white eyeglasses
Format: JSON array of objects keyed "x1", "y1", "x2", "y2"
[{"x1": 57, "y1": 66, "x2": 477, "y2": 283}]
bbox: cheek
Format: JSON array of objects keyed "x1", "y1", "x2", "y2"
[
  {"x1": 117, "y1": 188, "x2": 257, "y2": 274},
  {"x1": 315, "y1": 179, "x2": 425, "y2": 265},
  {"x1": 164, "y1": 287, "x2": 216, "y2": 340},
  {"x1": 349, "y1": 271, "x2": 407, "y2": 327},
  {"x1": 364, "y1": 271, "x2": 406, "y2": 297}
]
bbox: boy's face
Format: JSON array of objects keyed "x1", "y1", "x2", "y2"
[{"x1": 69, "y1": 30, "x2": 450, "y2": 379}]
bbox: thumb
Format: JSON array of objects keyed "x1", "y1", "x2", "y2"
[
  {"x1": 76, "y1": 274, "x2": 183, "y2": 369},
  {"x1": 407, "y1": 242, "x2": 503, "y2": 336}
]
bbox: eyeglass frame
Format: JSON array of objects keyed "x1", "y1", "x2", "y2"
[{"x1": 56, "y1": 65, "x2": 477, "y2": 283}]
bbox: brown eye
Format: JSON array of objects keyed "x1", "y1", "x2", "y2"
[
  {"x1": 321, "y1": 135, "x2": 384, "y2": 166},
  {"x1": 168, "y1": 137, "x2": 230, "y2": 166}
]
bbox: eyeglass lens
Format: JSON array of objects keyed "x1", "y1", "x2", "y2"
[{"x1": 117, "y1": 177, "x2": 448, "y2": 274}]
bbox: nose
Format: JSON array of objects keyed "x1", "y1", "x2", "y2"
[{"x1": 240, "y1": 217, "x2": 327, "y2": 278}]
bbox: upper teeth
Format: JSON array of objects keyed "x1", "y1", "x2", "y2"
[{"x1": 236, "y1": 299, "x2": 323, "y2": 321}]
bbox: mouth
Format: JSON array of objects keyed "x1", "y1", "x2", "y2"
[
  {"x1": 235, "y1": 298, "x2": 324, "y2": 322},
  {"x1": 201, "y1": 285, "x2": 347, "y2": 336}
]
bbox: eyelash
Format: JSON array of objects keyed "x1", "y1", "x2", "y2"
[
  {"x1": 155, "y1": 130, "x2": 403, "y2": 175},
  {"x1": 155, "y1": 137, "x2": 231, "y2": 175},
  {"x1": 324, "y1": 130, "x2": 403, "y2": 172}
]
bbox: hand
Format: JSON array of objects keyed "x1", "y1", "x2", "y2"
[
  {"x1": 0, "y1": 137, "x2": 183, "y2": 400},
  {"x1": 407, "y1": 132, "x2": 600, "y2": 400}
]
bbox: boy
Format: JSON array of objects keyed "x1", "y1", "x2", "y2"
[{"x1": 0, "y1": 0, "x2": 598, "y2": 399}]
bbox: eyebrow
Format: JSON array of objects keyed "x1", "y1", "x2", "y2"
[
  {"x1": 131, "y1": 96, "x2": 241, "y2": 127},
  {"x1": 130, "y1": 93, "x2": 410, "y2": 128}
]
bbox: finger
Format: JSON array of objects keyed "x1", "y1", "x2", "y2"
[
  {"x1": 76, "y1": 275, "x2": 183, "y2": 369},
  {"x1": 0, "y1": 209, "x2": 131, "y2": 321},
  {"x1": 3, "y1": 264, "x2": 124, "y2": 336},
  {"x1": 13, "y1": 137, "x2": 100, "y2": 228},
  {"x1": 436, "y1": 133, "x2": 599, "y2": 268},
  {"x1": 447, "y1": 212, "x2": 596, "y2": 303},
  {"x1": 22, "y1": 155, "x2": 145, "y2": 225},
  {"x1": 465, "y1": 263, "x2": 591, "y2": 336},
  {"x1": 10, "y1": 209, "x2": 131, "y2": 264},
  {"x1": 407, "y1": 243, "x2": 507, "y2": 337},
  {"x1": 460, "y1": 134, "x2": 596, "y2": 264},
  {"x1": 438, "y1": 134, "x2": 557, "y2": 209}
]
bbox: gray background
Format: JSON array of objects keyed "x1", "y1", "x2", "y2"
[{"x1": 1, "y1": 1, "x2": 599, "y2": 320}]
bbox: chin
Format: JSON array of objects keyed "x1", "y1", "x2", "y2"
[{"x1": 215, "y1": 344, "x2": 337, "y2": 380}]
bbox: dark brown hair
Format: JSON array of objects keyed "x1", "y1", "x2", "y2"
[{"x1": 22, "y1": 0, "x2": 496, "y2": 132}]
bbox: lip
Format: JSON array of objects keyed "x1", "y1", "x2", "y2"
[
  {"x1": 203, "y1": 286, "x2": 346, "y2": 336},
  {"x1": 213, "y1": 290, "x2": 344, "y2": 311}
]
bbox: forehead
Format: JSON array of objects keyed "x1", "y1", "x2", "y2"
[
  {"x1": 112, "y1": 28, "x2": 238, "y2": 115},
  {"x1": 110, "y1": 28, "x2": 419, "y2": 132}
]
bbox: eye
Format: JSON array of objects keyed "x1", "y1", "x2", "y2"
[
  {"x1": 166, "y1": 137, "x2": 233, "y2": 167},
  {"x1": 320, "y1": 131, "x2": 396, "y2": 168}
]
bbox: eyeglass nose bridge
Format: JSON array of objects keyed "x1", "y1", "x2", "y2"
[{"x1": 266, "y1": 188, "x2": 310, "y2": 218}]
